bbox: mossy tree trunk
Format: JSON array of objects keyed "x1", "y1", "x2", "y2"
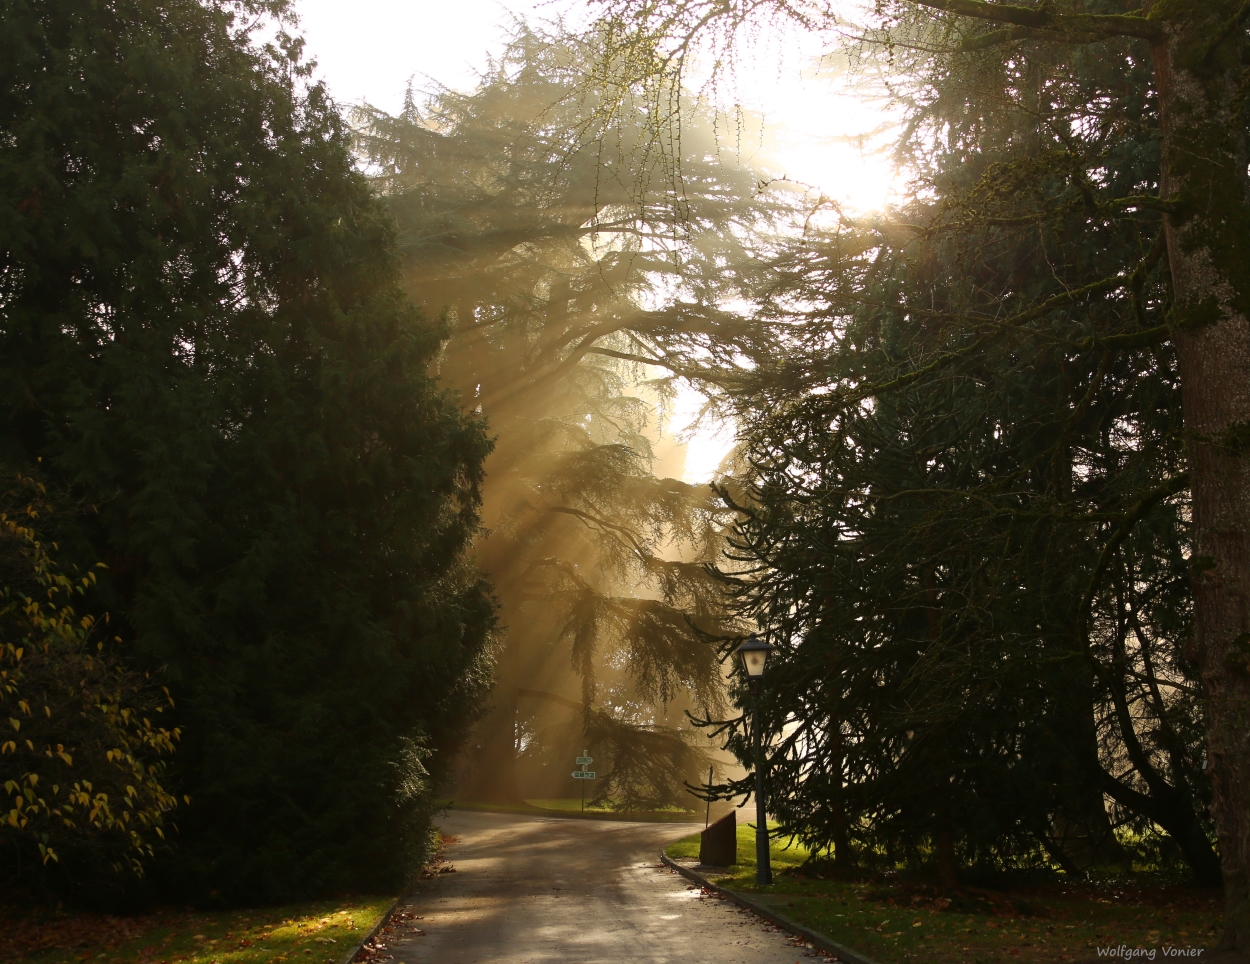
[{"x1": 1153, "y1": 0, "x2": 1250, "y2": 951}]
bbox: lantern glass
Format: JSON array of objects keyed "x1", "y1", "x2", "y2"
[{"x1": 736, "y1": 636, "x2": 773, "y2": 678}]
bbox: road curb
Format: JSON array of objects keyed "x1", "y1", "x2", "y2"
[
  {"x1": 339, "y1": 891, "x2": 405, "y2": 964},
  {"x1": 337, "y1": 895, "x2": 410, "y2": 964},
  {"x1": 660, "y1": 853, "x2": 882, "y2": 964}
]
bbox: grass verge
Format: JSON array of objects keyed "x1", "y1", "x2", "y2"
[
  {"x1": 442, "y1": 798, "x2": 700, "y2": 823},
  {"x1": 528, "y1": 798, "x2": 636, "y2": 813},
  {"x1": 666, "y1": 826, "x2": 1224, "y2": 963},
  {"x1": 1, "y1": 897, "x2": 395, "y2": 964}
]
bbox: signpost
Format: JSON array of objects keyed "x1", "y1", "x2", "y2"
[{"x1": 572, "y1": 751, "x2": 595, "y2": 811}]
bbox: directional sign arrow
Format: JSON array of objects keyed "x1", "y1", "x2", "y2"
[{"x1": 571, "y1": 771, "x2": 596, "y2": 779}]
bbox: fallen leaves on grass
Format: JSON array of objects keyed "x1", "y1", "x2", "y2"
[
  {"x1": 0, "y1": 909, "x2": 176, "y2": 961},
  {"x1": 0, "y1": 900, "x2": 394, "y2": 964}
]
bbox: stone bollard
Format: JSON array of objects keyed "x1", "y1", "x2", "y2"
[{"x1": 699, "y1": 810, "x2": 737, "y2": 867}]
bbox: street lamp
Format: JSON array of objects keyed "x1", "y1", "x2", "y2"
[{"x1": 737, "y1": 634, "x2": 775, "y2": 886}]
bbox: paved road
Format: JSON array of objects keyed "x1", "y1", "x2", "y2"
[{"x1": 378, "y1": 810, "x2": 821, "y2": 964}]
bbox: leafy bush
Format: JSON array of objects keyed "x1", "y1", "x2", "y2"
[{"x1": 1, "y1": 475, "x2": 179, "y2": 880}]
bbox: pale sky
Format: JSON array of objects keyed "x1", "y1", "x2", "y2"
[
  {"x1": 294, "y1": 0, "x2": 556, "y2": 112},
  {"x1": 292, "y1": 0, "x2": 894, "y2": 481},
  {"x1": 293, "y1": 0, "x2": 894, "y2": 209}
]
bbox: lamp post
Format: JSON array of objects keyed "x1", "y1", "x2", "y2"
[{"x1": 737, "y1": 634, "x2": 774, "y2": 886}]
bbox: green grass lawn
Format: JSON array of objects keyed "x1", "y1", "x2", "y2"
[
  {"x1": 665, "y1": 819, "x2": 811, "y2": 873},
  {"x1": 0, "y1": 897, "x2": 396, "y2": 964},
  {"x1": 525, "y1": 797, "x2": 620, "y2": 812},
  {"x1": 665, "y1": 826, "x2": 1224, "y2": 964}
]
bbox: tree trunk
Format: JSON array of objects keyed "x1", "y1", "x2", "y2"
[
  {"x1": 1098, "y1": 770, "x2": 1224, "y2": 886},
  {"x1": 823, "y1": 659, "x2": 853, "y2": 869},
  {"x1": 924, "y1": 568, "x2": 959, "y2": 891},
  {"x1": 1153, "y1": 2, "x2": 1250, "y2": 950},
  {"x1": 830, "y1": 714, "x2": 852, "y2": 869},
  {"x1": 935, "y1": 822, "x2": 958, "y2": 890},
  {"x1": 1055, "y1": 635, "x2": 1128, "y2": 871},
  {"x1": 458, "y1": 690, "x2": 526, "y2": 805}
]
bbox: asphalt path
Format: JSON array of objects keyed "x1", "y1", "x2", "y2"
[{"x1": 379, "y1": 809, "x2": 822, "y2": 964}]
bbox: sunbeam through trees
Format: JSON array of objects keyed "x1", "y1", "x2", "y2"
[{"x1": 3, "y1": 1, "x2": 1248, "y2": 957}]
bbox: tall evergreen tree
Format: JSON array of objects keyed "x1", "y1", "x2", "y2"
[
  {"x1": 1, "y1": 0, "x2": 493, "y2": 902},
  {"x1": 692, "y1": 32, "x2": 1220, "y2": 883},
  {"x1": 712, "y1": 201, "x2": 1211, "y2": 881},
  {"x1": 587, "y1": 2, "x2": 1250, "y2": 946},
  {"x1": 353, "y1": 28, "x2": 780, "y2": 807}
]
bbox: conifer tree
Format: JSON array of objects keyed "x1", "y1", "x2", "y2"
[
  {"x1": 1, "y1": 0, "x2": 492, "y2": 902},
  {"x1": 583, "y1": 0, "x2": 1243, "y2": 924},
  {"x1": 712, "y1": 191, "x2": 1213, "y2": 881},
  {"x1": 353, "y1": 28, "x2": 778, "y2": 807}
]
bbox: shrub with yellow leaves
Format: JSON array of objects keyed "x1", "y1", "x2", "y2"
[{"x1": 0, "y1": 474, "x2": 180, "y2": 877}]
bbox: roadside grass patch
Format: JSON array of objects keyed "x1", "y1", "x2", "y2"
[
  {"x1": 442, "y1": 798, "x2": 698, "y2": 822},
  {"x1": 665, "y1": 828, "x2": 1223, "y2": 963},
  {"x1": 528, "y1": 798, "x2": 697, "y2": 815},
  {"x1": 525, "y1": 798, "x2": 620, "y2": 813},
  {"x1": 665, "y1": 821, "x2": 809, "y2": 870},
  {"x1": 0, "y1": 897, "x2": 394, "y2": 964}
]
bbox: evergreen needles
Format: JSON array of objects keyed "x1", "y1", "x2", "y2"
[{"x1": 0, "y1": 0, "x2": 493, "y2": 903}]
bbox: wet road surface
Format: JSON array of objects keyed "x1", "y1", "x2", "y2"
[{"x1": 380, "y1": 809, "x2": 822, "y2": 964}]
